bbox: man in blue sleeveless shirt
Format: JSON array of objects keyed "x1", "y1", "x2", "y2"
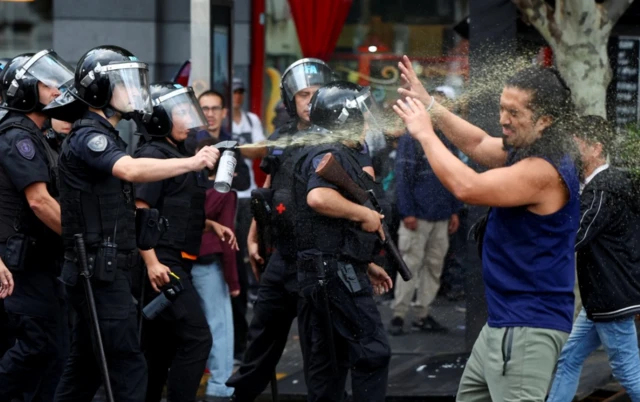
[{"x1": 394, "y1": 57, "x2": 581, "y2": 401}]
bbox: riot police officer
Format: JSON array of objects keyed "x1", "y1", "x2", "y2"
[
  {"x1": 52, "y1": 46, "x2": 220, "y2": 402},
  {"x1": 43, "y1": 118, "x2": 72, "y2": 151},
  {"x1": 0, "y1": 58, "x2": 9, "y2": 121},
  {"x1": 0, "y1": 56, "x2": 12, "y2": 359},
  {"x1": 133, "y1": 82, "x2": 213, "y2": 402},
  {"x1": 226, "y1": 58, "x2": 333, "y2": 401},
  {"x1": 0, "y1": 49, "x2": 74, "y2": 402},
  {"x1": 293, "y1": 81, "x2": 393, "y2": 402}
]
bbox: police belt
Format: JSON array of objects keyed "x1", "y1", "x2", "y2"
[
  {"x1": 297, "y1": 254, "x2": 368, "y2": 276},
  {"x1": 64, "y1": 249, "x2": 138, "y2": 270}
]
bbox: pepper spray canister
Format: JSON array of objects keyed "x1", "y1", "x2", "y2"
[{"x1": 214, "y1": 150, "x2": 237, "y2": 193}]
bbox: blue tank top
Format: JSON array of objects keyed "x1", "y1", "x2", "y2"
[{"x1": 482, "y1": 153, "x2": 580, "y2": 333}]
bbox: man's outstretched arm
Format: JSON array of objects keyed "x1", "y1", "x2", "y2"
[{"x1": 396, "y1": 55, "x2": 507, "y2": 168}]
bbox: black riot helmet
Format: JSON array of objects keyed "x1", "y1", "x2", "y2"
[
  {"x1": 309, "y1": 81, "x2": 382, "y2": 134},
  {"x1": 0, "y1": 50, "x2": 74, "y2": 113},
  {"x1": 280, "y1": 58, "x2": 333, "y2": 118},
  {"x1": 143, "y1": 82, "x2": 207, "y2": 141},
  {"x1": 71, "y1": 45, "x2": 152, "y2": 121},
  {"x1": 0, "y1": 57, "x2": 10, "y2": 106}
]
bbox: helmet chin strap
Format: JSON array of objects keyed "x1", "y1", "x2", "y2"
[
  {"x1": 34, "y1": 102, "x2": 47, "y2": 113},
  {"x1": 103, "y1": 105, "x2": 120, "y2": 119}
]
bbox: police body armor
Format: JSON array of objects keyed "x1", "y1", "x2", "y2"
[
  {"x1": 59, "y1": 119, "x2": 137, "y2": 254},
  {"x1": 0, "y1": 113, "x2": 62, "y2": 270},
  {"x1": 264, "y1": 122, "x2": 304, "y2": 258},
  {"x1": 292, "y1": 144, "x2": 386, "y2": 263},
  {"x1": 135, "y1": 140, "x2": 206, "y2": 256}
]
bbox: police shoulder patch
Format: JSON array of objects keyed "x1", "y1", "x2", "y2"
[
  {"x1": 16, "y1": 138, "x2": 35, "y2": 160},
  {"x1": 87, "y1": 134, "x2": 108, "y2": 152}
]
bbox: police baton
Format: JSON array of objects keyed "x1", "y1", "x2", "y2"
[
  {"x1": 74, "y1": 234, "x2": 115, "y2": 402},
  {"x1": 315, "y1": 153, "x2": 413, "y2": 281}
]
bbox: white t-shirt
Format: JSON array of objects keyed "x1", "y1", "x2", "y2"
[{"x1": 232, "y1": 111, "x2": 266, "y2": 199}]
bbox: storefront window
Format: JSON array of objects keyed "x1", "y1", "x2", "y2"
[
  {"x1": 263, "y1": 0, "x2": 469, "y2": 131},
  {"x1": 0, "y1": 0, "x2": 53, "y2": 60}
]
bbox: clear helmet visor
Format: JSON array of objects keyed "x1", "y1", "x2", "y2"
[
  {"x1": 352, "y1": 86, "x2": 383, "y2": 132},
  {"x1": 107, "y1": 65, "x2": 152, "y2": 115},
  {"x1": 282, "y1": 60, "x2": 333, "y2": 101},
  {"x1": 26, "y1": 50, "x2": 74, "y2": 92},
  {"x1": 156, "y1": 88, "x2": 208, "y2": 133}
]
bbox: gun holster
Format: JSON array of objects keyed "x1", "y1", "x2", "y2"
[
  {"x1": 136, "y1": 208, "x2": 169, "y2": 250},
  {"x1": 250, "y1": 188, "x2": 275, "y2": 269},
  {"x1": 337, "y1": 262, "x2": 362, "y2": 294},
  {"x1": 250, "y1": 188, "x2": 274, "y2": 226},
  {"x1": 3, "y1": 233, "x2": 36, "y2": 271}
]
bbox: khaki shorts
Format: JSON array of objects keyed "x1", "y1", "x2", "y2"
[{"x1": 457, "y1": 324, "x2": 568, "y2": 402}]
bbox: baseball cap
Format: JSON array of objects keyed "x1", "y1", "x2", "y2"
[{"x1": 232, "y1": 77, "x2": 245, "y2": 92}]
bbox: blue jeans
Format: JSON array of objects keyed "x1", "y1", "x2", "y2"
[
  {"x1": 192, "y1": 259, "x2": 235, "y2": 397},
  {"x1": 548, "y1": 309, "x2": 640, "y2": 402}
]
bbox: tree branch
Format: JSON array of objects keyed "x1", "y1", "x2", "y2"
[
  {"x1": 512, "y1": 0, "x2": 559, "y2": 45},
  {"x1": 601, "y1": 0, "x2": 634, "y2": 27},
  {"x1": 558, "y1": 0, "x2": 598, "y2": 22}
]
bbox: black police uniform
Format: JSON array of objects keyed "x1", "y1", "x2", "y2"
[
  {"x1": 54, "y1": 111, "x2": 147, "y2": 402},
  {"x1": 134, "y1": 139, "x2": 213, "y2": 402},
  {"x1": 0, "y1": 111, "x2": 66, "y2": 402},
  {"x1": 226, "y1": 120, "x2": 304, "y2": 400},
  {"x1": 294, "y1": 143, "x2": 391, "y2": 402}
]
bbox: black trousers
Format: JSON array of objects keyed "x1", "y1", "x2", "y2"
[
  {"x1": 233, "y1": 198, "x2": 252, "y2": 358},
  {"x1": 297, "y1": 265, "x2": 391, "y2": 402},
  {"x1": 54, "y1": 268, "x2": 147, "y2": 402},
  {"x1": 226, "y1": 251, "x2": 302, "y2": 400},
  {"x1": 0, "y1": 301, "x2": 14, "y2": 357},
  {"x1": 141, "y1": 263, "x2": 212, "y2": 402},
  {"x1": 0, "y1": 270, "x2": 65, "y2": 402}
]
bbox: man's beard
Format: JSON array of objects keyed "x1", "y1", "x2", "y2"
[{"x1": 502, "y1": 135, "x2": 509, "y2": 151}]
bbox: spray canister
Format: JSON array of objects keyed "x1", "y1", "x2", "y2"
[{"x1": 214, "y1": 150, "x2": 237, "y2": 193}]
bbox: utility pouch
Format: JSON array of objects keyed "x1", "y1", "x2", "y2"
[
  {"x1": 337, "y1": 262, "x2": 362, "y2": 294},
  {"x1": 94, "y1": 240, "x2": 118, "y2": 283},
  {"x1": 3, "y1": 234, "x2": 35, "y2": 271},
  {"x1": 136, "y1": 208, "x2": 169, "y2": 250}
]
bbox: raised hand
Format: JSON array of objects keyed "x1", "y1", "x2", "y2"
[
  {"x1": 397, "y1": 55, "x2": 431, "y2": 105},
  {"x1": 392, "y1": 97, "x2": 434, "y2": 142}
]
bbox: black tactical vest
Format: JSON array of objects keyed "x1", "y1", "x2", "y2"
[
  {"x1": 0, "y1": 114, "x2": 60, "y2": 244},
  {"x1": 58, "y1": 119, "x2": 136, "y2": 251},
  {"x1": 269, "y1": 141, "x2": 306, "y2": 258},
  {"x1": 136, "y1": 140, "x2": 206, "y2": 256},
  {"x1": 291, "y1": 144, "x2": 381, "y2": 263}
]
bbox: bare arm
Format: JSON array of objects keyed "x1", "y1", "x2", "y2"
[
  {"x1": 395, "y1": 98, "x2": 562, "y2": 210},
  {"x1": 429, "y1": 103, "x2": 507, "y2": 168},
  {"x1": 307, "y1": 188, "x2": 384, "y2": 237},
  {"x1": 397, "y1": 55, "x2": 507, "y2": 168},
  {"x1": 113, "y1": 146, "x2": 219, "y2": 183},
  {"x1": 24, "y1": 182, "x2": 61, "y2": 235}
]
